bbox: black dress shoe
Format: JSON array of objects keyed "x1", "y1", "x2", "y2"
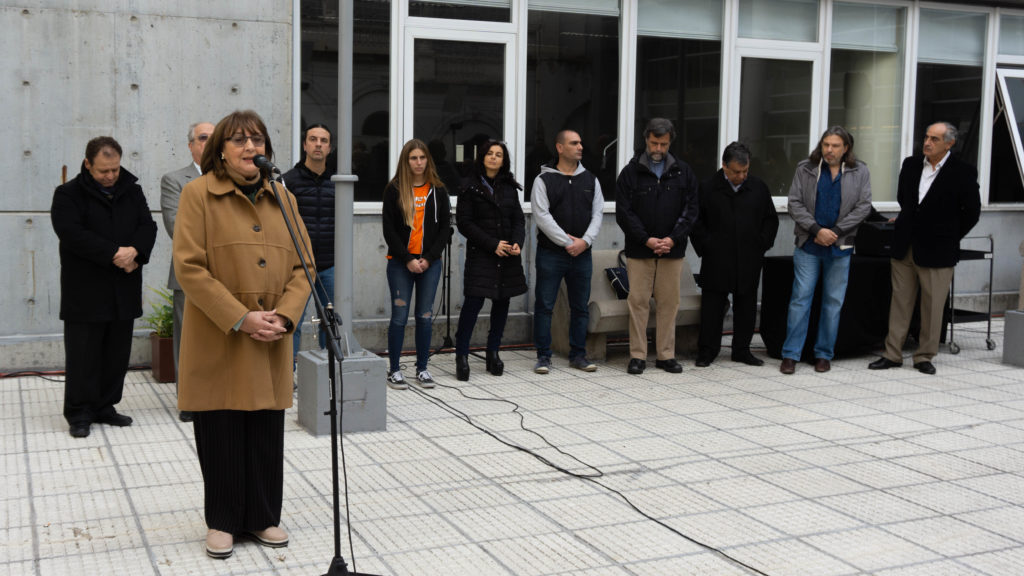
[
  {"x1": 695, "y1": 357, "x2": 713, "y2": 368},
  {"x1": 655, "y1": 358, "x2": 683, "y2": 373},
  {"x1": 627, "y1": 358, "x2": 646, "y2": 374},
  {"x1": 95, "y1": 412, "x2": 133, "y2": 427},
  {"x1": 868, "y1": 357, "x2": 902, "y2": 370},
  {"x1": 455, "y1": 354, "x2": 470, "y2": 381},
  {"x1": 179, "y1": 411, "x2": 194, "y2": 423},
  {"x1": 485, "y1": 350, "x2": 504, "y2": 376},
  {"x1": 913, "y1": 361, "x2": 936, "y2": 375},
  {"x1": 69, "y1": 423, "x2": 90, "y2": 438},
  {"x1": 731, "y1": 351, "x2": 764, "y2": 366}
]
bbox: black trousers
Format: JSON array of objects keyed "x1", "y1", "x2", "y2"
[
  {"x1": 193, "y1": 409, "x2": 285, "y2": 533},
  {"x1": 698, "y1": 289, "x2": 757, "y2": 360},
  {"x1": 455, "y1": 295, "x2": 511, "y2": 355},
  {"x1": 63, "y1": 319, "x2": 134, "y2": 425}
]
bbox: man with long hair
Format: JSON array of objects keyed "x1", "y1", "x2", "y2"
[{"x1": 780, "y1": 126, "x2": 872, "y2": 374}]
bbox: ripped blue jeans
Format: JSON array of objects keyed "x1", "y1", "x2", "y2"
[{"x1": 386, "y1": 258, "x2": 441, "y2": 372}]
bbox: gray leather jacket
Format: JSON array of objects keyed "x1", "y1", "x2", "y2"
[{"x1": 787, "y1": 159, "x2": 872, "y2": 249}]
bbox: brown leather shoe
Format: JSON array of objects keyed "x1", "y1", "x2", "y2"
[
  {"x1": 205, "y1": 529, "x2": 233, "y2": 559},
  {"x1": 780, "y1": 358, "x2": 796, "y2": 374},
  {"x1": 814, "y1": 358, "x2": 831, "y2": 373}
]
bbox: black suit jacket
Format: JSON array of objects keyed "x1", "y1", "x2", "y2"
[
  {"x1": 891, "y1": 154, "x2": 981, "y2": 268},
  {"x1": 690, "y1": 171, "x2": 779, "y2": 293}
]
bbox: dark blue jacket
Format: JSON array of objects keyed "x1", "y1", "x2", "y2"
[
  {"x1": 283, "y1": 162, "x2": 334, "y2": 271},
  {"x1": 615, "y1": 152, "x2": 699, "y2": 259}
]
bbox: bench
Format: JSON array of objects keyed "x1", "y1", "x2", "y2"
[{"x1": 551, "y1": 249, "x2": 701, "y2": 361}]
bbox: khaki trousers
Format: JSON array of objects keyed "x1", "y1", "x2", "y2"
[
  {"x1": 626, "y1": 256, "x2": 684, "y2": 360},
  {"x1": 884, "y1": 248, "x2": 954, "y2": 364}
]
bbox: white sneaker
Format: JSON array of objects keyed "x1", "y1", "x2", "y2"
[
  {"x1": 414, "y1": 370, "x2": 436, "y2": 388},
  {"x1": 386, "y1": 370, "x2": 408, "y2": 390}
]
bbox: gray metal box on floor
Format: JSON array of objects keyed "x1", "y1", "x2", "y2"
[
  {"x1": 1004, "y1": 310, "x2": 1024, "y2": 367},
  {"x1": 296, "y1": 349, "x2": 387, "y2": 434}
]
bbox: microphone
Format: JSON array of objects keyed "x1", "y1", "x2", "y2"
[{"x1": 253, "y1": 154, "x2": 281, "y2": 175}]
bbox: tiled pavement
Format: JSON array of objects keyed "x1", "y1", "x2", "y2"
[{"x1": 4, "y1": 320, "x2": 1024, "y2": 575}]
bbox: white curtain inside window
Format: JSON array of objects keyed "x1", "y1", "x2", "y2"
[
  {"x1": 737, "y1": 0, "x2": 818, "y2": 43},
  {"x1": 637, "y1": 0, "x2": 722, "y2": 40},
  {"x1": 831, "y1": 3, "x2": 900, "y2": 52},
  {"x1": 528, "y1": 0, "x2": 619, "y2": 16},
  {"x1": 918, "y1": 9, "x2": 987, "y2": 66},
  {"x1": 999, "y1": 14, "x2": 1024, "y2": 57}
]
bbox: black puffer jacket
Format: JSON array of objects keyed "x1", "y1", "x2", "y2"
[
  {"x1": 51, "y1": 163, "x2": 158, "y2": 322},
  {"x1": 457, "y1": 175, "x2": 528, "y2": 300},
  {"x1": 283, "y1": 162, "x2": 334, "y2": 271}
]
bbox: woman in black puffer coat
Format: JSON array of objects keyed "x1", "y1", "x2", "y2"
[{"x1": 454, "y1": 140, "x2": 528, "y2": 380}]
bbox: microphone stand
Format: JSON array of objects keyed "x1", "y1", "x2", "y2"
[{"x1": 264, "y1": 169, "x2": 377, "y2": 576}]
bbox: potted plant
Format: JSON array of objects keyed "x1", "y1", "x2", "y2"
[{"x1": 143, "y1": 287, "x2": 176, "y2": 383}]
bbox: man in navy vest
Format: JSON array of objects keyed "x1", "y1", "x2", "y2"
[{"x1": 530, "y1": 130, "x2": 604, "y2": 374}]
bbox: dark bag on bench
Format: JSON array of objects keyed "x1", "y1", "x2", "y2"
[{"x1": 604, "y1": 250, "x2": 629, "y2": 299}]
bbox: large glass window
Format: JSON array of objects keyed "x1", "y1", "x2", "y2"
[
  {"x1": 738, "y1": 0, "x2": 818, "y2": 43},
  {"x1": 300, "y1": 0, "x2": 390, "y2": 202},
  {"x1": 635, "y1": 0, "x2": 722, "y2": 180},
  {"x1": 828, "y1": 3, "x2": 905, "y2": 201},
  {"x1": 992, "y1": 68, "x2": 1024, "y2": 203},
  {"x1": 409, "y1": 0, "x2": 510, "y2": 22},
  {"x1": 914, "y1": 9, "x2": 987, "y2": 167},
  {"x1": 739, "y1": 58, "x2": 813, "y2": 196},
  {"x1": 525, "y1": 9, "x2": 619, "y2": 200},
  {"x1": 412, "y1": 39, "x2": 506, "y2": 194},
  {"x1": 999, "y1": 14, "x2": 1024, "y2": 57}
]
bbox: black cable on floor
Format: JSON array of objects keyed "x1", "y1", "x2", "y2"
[{"x1": 402, "y1": 376, "x2": 772, "y2": 576}]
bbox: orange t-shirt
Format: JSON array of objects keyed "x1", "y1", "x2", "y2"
[{"x1": 406, "y1": 183, "x2": 431, "y2": 256}]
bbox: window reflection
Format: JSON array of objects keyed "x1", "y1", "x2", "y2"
[
  {"x1": 739, "y1": 58, "x2": 813, "y2": 196},
  {"x1": 300, "y1": 0, "x2": 390, "y2": 201},
  {"x1": 525, "y1": 10, "x2": 619, "y2": 200}
]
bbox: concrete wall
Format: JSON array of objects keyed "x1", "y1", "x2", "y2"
[{"x1": 0, "y1": 2, "x2": 292, "y2": 370}]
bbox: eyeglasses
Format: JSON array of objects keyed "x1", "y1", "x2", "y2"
[
  {"x1": 228, "y1": 134, "x2": 265, "y2": 147},
  {"x1": 196, "y1": 134, "x2": 210, "y2": 142}
]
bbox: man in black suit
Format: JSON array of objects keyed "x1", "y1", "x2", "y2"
[
  {"x1": 869, "y1": 122, "x2": 981, "y2": 375},
  {"x1": 691, "y1": 142, "x2": 779, "y2": 367}
]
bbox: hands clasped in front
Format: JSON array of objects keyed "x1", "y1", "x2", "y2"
[
  {"x1": 813, "y1": 228, "x2": 839, "y2": 247},
  {"x1": 405, "y1": 257, "x2": 431, "y2": 273},
  {"x1": 241, "y1": 309, "x2": 289, "y2": 342},
  {"x1": 645, "y1": 236, "x2": 675, "y2": 256},
  {"x1": 113, "y1": 246, "x2": 139, "y2": 273},
  {"x1": 564, "y1": 236, "x2": 587, "y2": 257},
  {"x1": 495, "y1": 240, "x2": 521, "y2": 257}
]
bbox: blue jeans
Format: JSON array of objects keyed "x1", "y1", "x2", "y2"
[
  {"x1": 293, "y1": 266, "x2": 335, "y2": 357},
  {"x1": 534, "y1": 245, "x2": 592, "y2": 361},
  {"x1": 781, "y1": 247, "x2": 851, "y2": 361},
  {"x1": 386, "y1": 258, "x2": 442, "y2": 372},
  {"x1": 455, "y1": 296, "x2": 510, "y2": 355}
]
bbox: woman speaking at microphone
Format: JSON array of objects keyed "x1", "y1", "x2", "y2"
[{"x1": 173, "y1": 110, "x2": 312, "y2": 559}]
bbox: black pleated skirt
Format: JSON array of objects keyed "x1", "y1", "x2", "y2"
[{"x1": 193, "y1": 409, "x2": 285, "y2": 533}]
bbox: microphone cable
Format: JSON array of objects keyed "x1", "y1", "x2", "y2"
[{"x1": 401, "y1": 376, "x2": 773, "y2": 576}]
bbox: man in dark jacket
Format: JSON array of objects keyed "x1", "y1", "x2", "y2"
[
  {"x1": 691, "y1": 142, "x2": 779, "y2": 367},
  {"x1": 283, "y1": 124, "x2": 334, "y2": 353},
  {"x1": 615, "y1": 118, "x2": 699, "y2": 374},
  {"x1": 51, "y1": 136, "x2": 158, "y2": 438},
  {"x1": 869, "y1": 121, "x2": 981, "y2": 375}
]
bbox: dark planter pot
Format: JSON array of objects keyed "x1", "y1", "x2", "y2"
[{"x1": 151, "y1": 333, "x2": 176, "y2": 383}]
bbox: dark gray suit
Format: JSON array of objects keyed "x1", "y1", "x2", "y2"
[{"x1": 160, "y1": 162, "x2": 200, "y2": 372}]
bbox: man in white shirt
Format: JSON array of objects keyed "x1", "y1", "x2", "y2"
[{"x1": 868, "y1": 122, "x2": 981, "y2": 375}]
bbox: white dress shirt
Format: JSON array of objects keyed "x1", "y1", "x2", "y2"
[{"x1": 918, "y1": 150, "x2": 950, "y2": 203}]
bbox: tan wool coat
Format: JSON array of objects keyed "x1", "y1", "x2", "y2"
[{"x1": 173, "y1": 173, "x2": 313, "y2": 411}]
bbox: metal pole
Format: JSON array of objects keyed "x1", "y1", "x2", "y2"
[{"x1": 333, "y1": 0, "x2": 361, "y2": 352}]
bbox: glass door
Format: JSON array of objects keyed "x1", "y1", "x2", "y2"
[{"x1": 402, "y1": 27, "x2": 516, "y2": 195}]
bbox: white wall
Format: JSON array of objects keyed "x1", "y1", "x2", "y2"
[{"x1": 0, "y1": 1, "x2": 292, "y2": 369}]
